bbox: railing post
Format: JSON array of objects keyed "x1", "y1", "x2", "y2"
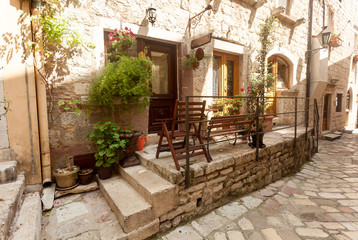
[
  {"x1": 185, "y1": 96, "x2": 190, "y2": 188},
  {"x1": 256, "y1": 97, "x2": 260, "y2": 162},
  {"x1": 294, "y1": 97, "x2": 297, "y2": 148}
]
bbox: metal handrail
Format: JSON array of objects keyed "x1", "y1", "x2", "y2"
[{"x1": 184, "y1": 95, "x2": 310, "y2": 188}]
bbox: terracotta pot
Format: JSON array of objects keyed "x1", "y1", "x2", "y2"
[
  {"x1": 78, "y1": 169, "x2": 94, "y2": 185},
  {"x1": 53, "y1": 166, "x2": 79, "y2": 188},
  {"x1": 98, "y1": 166, "x2": 112, "y2": 180}
]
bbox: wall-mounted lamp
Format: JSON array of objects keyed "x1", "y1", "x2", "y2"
[
  {"x1": 317, "y1": 26, "x2": 331, "y2": 48},
  {"x1": 147, "y1": 6, "x2": 157, "y2": 25},
  {"x1": 306, "y1": 26, "x2": 331, "y2": 58}
]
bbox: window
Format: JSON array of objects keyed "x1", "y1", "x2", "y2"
[
  {"x1": 336, "y1": 93, "x2": 342, "y2": 112},
  {"x1": 269, "y1": 56, "x2": 290, "y2": 89},
  {"x1": 212, "y1": 52, "x2": 239, "y2": 96},
  {"x1": 346, "y1": 89, "x2": 352, "y2": 110}
]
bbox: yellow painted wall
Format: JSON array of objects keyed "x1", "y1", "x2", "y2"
[{"x1": 0, "y1": 0, "x2": 42, "y2": 184}]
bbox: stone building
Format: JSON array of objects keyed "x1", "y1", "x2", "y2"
[{"x1": 1, "y1": 0, "x2": 358, "y2": 182}]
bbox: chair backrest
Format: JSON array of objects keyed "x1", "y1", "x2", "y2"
[{"x1": 170, "y1": 100, "x2": 206, "y2": 134}]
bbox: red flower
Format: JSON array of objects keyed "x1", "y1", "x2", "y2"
[
  {"x1": 240, "y1": 88, "x2": 245, "y2": 92},
  {"x1": 124, "y1": 27, "x2": 128, "y2": 30},
  {"x1": 217, "y1": 93, "x2": 220, "y2": 96},
  {"x1": 123, "y1": 127, "x2": 126, "y2": 130},
  {"x1": 258, "y1": 85, "x2": 261, "y2": 89},
  {"x1": 247, "y1": 86, "x2": 251, "y2": 91},
  {"x1": 109, "y1": 32, "x2": 113, "y2": 37}
]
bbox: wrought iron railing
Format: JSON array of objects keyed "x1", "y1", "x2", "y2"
[{"x1": 184, "y1": 95, "x2": 316, "y2": 188}]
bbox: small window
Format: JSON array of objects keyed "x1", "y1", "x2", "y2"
[
  {"x1": 346, "y1": 90, "x2": 351, "y2": 110},
  {"x1": 336, "y1": 94, "x2": 342, "y2": 112}
]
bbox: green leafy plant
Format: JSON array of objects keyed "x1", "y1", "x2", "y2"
[
  {"x1": 183, "y1": 52, "x2": 200, "y2": 70},
  {"x1": 29, "y1": 1, "x2": 94, "y2": 122},
  {"x1": 57, "y1": 100, "x2": 83, "y2": 115},
  {"x1": 87, "y1": 121, "x2": 133, "y2": 168},
  {"x1": 88, "y1": 29, "x2": 152, "y2": 111},
  {"x1": 245, "y1": 15, "x2": 278, "y2": 118},
  {"x1": 0, "y1": 99, "x2": 11, "y2": 121}
]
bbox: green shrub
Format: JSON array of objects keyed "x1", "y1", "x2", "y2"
[{"x1": 87, "y1": 121, "x2": 132, "y2": 167}]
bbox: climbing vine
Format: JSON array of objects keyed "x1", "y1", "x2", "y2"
[{"x1": 29, "y1": 0, "x2": 94, "y2": 121}]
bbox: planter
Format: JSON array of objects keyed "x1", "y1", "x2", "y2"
[
  {"x1": 249, "y1": 132, "x2": 266, "y2": 148},
  {"x1": 53, "y1": 166, "x2": 79, "y2": 189},
  {"x1": 120, "y1": 131, "x2": 141, "y2": 168},
  {"x1": 98, "y1": 166, "x2": 112, "y2": 180},
  {"x1": 73, "y1": 153, "x2": 96, "y2": 173},
  {"x1": 329, "y1": 36, "x2": 342, "y2": 47},
  {"x1": 78, "y1": 168, "x2": 94, "y2": 185},
  {"x1": 263, "y1": 115, "x2": 275, "y2": 132}
]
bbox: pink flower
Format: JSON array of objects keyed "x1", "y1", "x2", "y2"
[
  {"x1": 247, "y1": 86, "x2": 251, "y2": 91},
  {"x1": 124, "y1": 26, "x2": 128, "y2": 30},
  {"x1": 240, "y1": 88, "x2": 245, "y2": 92},
  {"x1": 109, "y1": 32, "x2": 113, "y2": 37}
]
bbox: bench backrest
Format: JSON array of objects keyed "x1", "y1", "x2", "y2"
[{"x1": 207, "y1": 115, "x2": 254, "y2": 134}]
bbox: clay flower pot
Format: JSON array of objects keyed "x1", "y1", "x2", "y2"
[
  {"x1": 98, "y1": 166, "x2": 113, "y2": 180},
  {"x1": 53, "y1": 166, "x2": 79, "y2": 189},
  {"x1": 78, "y1": 168, "x2": 94, "y2": 185}
]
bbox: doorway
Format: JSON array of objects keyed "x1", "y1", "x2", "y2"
[
  {"x1": 322, "y1": 94, "x2": 330, "y2": 131},
  {"x1": 138, "y1": 39, "x2": 177, "y2": 133}
]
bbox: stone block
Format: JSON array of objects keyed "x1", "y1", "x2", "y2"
[
  {"x1": 10, "y1": 192, "x2": 42, "y2": 240},
  {"x1": 0, "y1": 161, "x2": 17, "y2": 184}
]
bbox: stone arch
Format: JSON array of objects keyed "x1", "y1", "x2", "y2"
[{"x1": 267, "y1": 47, "x2": 298, "y2": 88}]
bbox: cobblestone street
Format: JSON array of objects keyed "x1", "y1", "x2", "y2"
[{"x1": 151, "y1": 133, "x2": 358, "y2": 240}]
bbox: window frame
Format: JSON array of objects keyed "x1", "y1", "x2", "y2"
[
  {"x1": 213, "y1": 51, "x2": 240, "y2": 96},
  {"x1": 336, "y1": 93, "x2": 343, "y2": 112},
  {"x1": 269, "y1": 55, "x2": 290, "y2": 89}
]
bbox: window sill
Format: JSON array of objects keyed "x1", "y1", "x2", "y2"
[{"x1": 272, "y1": 7, "x2": 305, "y2": 27}]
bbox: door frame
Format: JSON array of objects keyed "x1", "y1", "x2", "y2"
[
  {"x1": 322, "y1": 94, "x2": 331, "y2": 131},
  {"x1": 137, "y1": 38, "x2": 178, "y2": 133}
]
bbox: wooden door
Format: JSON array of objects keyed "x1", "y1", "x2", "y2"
[
  {"x1": 322, "y1": 94, "x2": 330, "y2": 131},
  {"x1": 138, "y1": 39, "x2": 177, "y2": 133}
]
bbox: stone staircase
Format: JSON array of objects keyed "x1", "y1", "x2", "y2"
[
  {"x1": 98, "y1": 164, "x2": 176, "y2": 240},
  {"x1": 0, "y1": 159, "x2": 41, "y2": 240}
]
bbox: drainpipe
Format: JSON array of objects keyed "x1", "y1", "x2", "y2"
[
  {"x1": 305, "y1": 0, "x2": 314, "y2": 134},
  {"x1": 31, "y1": 0, "x2": 52, "y2": 185}
]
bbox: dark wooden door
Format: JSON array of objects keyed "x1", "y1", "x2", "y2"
[
  {"x1": 138, "y1": 39, "x2": 177, "y2": 133},
  {"x1": 322, "y1": 94, "x2": 329, "y2": 131}
]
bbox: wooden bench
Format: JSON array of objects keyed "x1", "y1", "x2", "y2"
[{"x1": 204, "y1": 115, "x2": 254, "y2": 160}]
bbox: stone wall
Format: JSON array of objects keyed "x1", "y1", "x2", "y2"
[
  {"x1": 47, "y1": 0, "x2": 316, "y2": 169},
  {"x1": 146, "y1": 131, "x2": 315, "y2": 232}
]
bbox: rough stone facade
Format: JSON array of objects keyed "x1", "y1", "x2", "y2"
[
  {"x1": 139, "y1": 130, "x2": 315, "y2": 232},
  {"x1": 48, "y1": 0, "x2": 317, "y2": 168}
]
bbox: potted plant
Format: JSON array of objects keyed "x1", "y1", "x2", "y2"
[
  {"x1": 210, "y1": 98, "x2": 225, "y2": 113},
  {"x1": 88, "y1": 27, "x2": 152, "y2": 111},
  {"x1": 226, "y1": 95, "x2": 244, "y2": 115},
  {"x1": 87, "y1": 120, "x2": 132, "y2": 179},
  {"x1": 53, "y1": 164, "x2": 79, "y2": 189},
  {"x1": 329, "y1": 33, "x2": 342, "y2": 47},
  {"x1": 78, "y1": 168, "x2": 94, "y2": 185}
]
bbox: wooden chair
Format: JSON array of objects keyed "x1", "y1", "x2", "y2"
[{"x1": 156, "y1": 100, "x2": 211, "y2": 170}]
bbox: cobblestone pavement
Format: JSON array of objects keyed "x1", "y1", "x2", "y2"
[{"x1": 152, "y1": 133, "x2": 358, "y2": 240}]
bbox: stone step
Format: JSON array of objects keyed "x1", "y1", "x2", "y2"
[
  {"x1": 9, "y1": 192, "x2": 41, "y2": 240},
  {"x1": 98, "y1": 175, "x2": 158, "y2": 237},
  {"x1": 0, "y1": 161, "x2": 17, "y2": 184},
  {"x1": 118, "y1": 164, "x2": 176, "y2": 217},
  {"x1": 323, "y1": 133, "x2": 341, "y2": 141},
  {"x1": 0, "y1": 172, "x2": 25, "y2": 240}
]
